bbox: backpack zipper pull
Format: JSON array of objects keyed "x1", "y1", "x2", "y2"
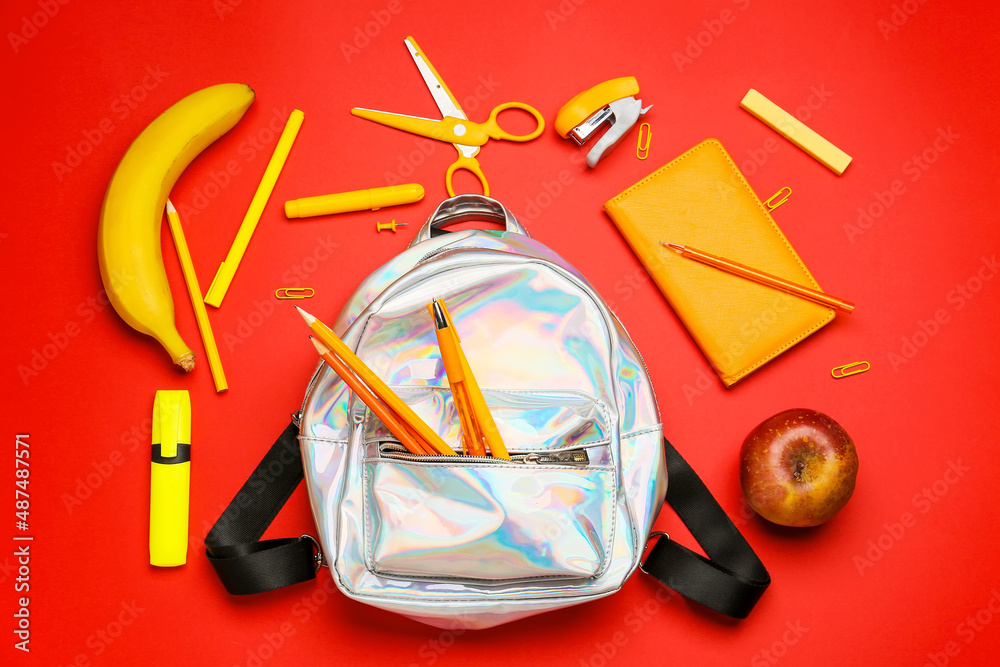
[{"x1": 522, "y1": 451, "x2": 590, "y2": 466}]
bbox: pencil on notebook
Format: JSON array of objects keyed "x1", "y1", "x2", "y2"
[{"x1": 661, "y1": 242, "x2": 855, "y2": 314}]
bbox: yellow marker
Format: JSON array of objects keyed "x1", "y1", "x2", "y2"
[
  {"x1": 165, "y1": 201, "x2": 227, "y2": 392},
  {"x1": 740, "y1": 89, "x2": 852, "y2": 175},
  {"x1": 205, "y1": 109, "x2": 305, "y2": 307},
  {"x1": 285, "y1": 184, "x2": 424, "y2": 218},
  {"x1": 150, "y1": 390, "x2": 191, "y2": 567}
]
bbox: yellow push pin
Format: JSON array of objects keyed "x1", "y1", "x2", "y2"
[{"x1": 376, "y1": 219, "x2": 409, "y2": 233}]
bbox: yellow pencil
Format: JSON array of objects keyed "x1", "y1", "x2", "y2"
[{"x1": 165, "y1": 200, "x2": 227, "y2": 392}]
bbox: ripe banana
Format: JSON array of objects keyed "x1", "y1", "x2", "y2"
[{"x1": 99, "y1": 83, "x2": 255, "y2": 371}]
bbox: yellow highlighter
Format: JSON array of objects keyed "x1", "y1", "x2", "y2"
[{"x1": 150, "y1": 390, "x2": 191, "y2": 567}]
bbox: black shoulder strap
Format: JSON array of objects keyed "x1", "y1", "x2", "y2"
[
  {"x1": 641, "y1": 438, "x2": 771, "y2": 619},
  {"x1": 205, "y1": 427, "x2": 770, "y2": 618},
  {"x1": 204, "y1": 420, "x2": 319, "y2": 595}
]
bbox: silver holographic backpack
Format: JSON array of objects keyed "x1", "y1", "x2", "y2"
[{"x1": 206, "y1": 195, "x2": 769, "y2": 629}]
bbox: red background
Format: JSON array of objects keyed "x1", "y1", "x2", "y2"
[{"x1": 3, "y1": 0, "x2": 1000, "y2": 665}]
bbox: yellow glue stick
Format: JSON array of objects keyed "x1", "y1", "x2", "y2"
[
  {"x1": 284, "y1": 183, "x2": 424, "y2": 218},
  {"x1": 150, "y1": 390, "x2": 191, "y2": 567}
]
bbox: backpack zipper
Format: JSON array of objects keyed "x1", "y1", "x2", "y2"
[{"x1": 377, "y1": 442, "x2": 590, "y2": 466}]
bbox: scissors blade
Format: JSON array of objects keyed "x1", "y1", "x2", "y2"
[
  {"x1": 352, "y1": 107, "x2": 487, "y2": 147},
  {"x1": 404, "y1": 36, "x2": 467, "y2": 122}
]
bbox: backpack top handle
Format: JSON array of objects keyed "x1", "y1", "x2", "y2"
[{"x1": 411, "y1": 194, "x2": 529, "y2": 245}]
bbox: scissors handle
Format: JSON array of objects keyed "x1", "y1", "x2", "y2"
[
  {"x1": 446, "y1": 155, "x2": 489, "y2": 197},
  {"x1": 480, "y1": 102, "x2": 545, "y2": 142}
]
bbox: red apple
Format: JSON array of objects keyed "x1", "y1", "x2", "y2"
[{"x1": 739, "y1": 409, "x2": 859, "y2": 527}]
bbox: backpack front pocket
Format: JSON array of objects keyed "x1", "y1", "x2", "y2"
[{"x1": 362, "y1": 453, "x2": 616, "y2": 582}]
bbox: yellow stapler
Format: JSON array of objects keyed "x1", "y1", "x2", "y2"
[{"x1": 555, "y1": 77, "x2": 651, "y2": 167}]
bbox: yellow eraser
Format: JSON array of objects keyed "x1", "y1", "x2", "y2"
[{"x1": 740, "y1": 89, "x2": 852, "y2": 175}]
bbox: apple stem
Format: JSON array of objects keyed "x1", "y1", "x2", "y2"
[{"x1": 794, "y1": 461, "x2": 805, "y2": 480}]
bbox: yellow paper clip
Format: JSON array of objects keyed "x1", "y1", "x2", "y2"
[
  {"x1": 831, "y1": 361, "x2": 870, "y2": 379},
  {"x1": 764, "y1": 186, "x2": 792, "y2": 212},
  {"x1": 275, "y1": 287, "x2": 315, "y2": 300},
  {"x1": 636, "y1": 122, "x2": 652, "y2": 159}
]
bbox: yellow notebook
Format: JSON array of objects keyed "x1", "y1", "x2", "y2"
[{"x1": 603, "y1": 139, "x2": 835, "y2": 387}]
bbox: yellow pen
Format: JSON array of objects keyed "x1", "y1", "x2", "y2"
[
  {"x1": 431, "y1": 301, "x2": 481, "y2": 455},
  {"x1": 431, "y1": 300, "x2": 510, "y2": 459},
  {"x1": 149, "y1": 390, "x2": 191, "y2": 567},
  {"x1": 205, "y1": 109, "x2": 304, "y2": 308},
  {"x1": 284, "y1": 184, "x2": 424, "y2": 218},
  {"x1": 443, "y1": 308, "x2": 509, "y2": 460}
]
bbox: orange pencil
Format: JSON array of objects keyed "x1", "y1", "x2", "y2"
[
  {"x1": 295, "y1": 307, "x2": 456, "y2": 456},
  {"x1": 310, "y1": 338, "x2": 429, "y2": 456},
  {"x1": 660, "y1": 243, "x2": 855, "y2": 314}
]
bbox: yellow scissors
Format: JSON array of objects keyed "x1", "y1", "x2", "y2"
[{"x1": 351, "y1": 36, "x2": 545, "y2": 197}]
